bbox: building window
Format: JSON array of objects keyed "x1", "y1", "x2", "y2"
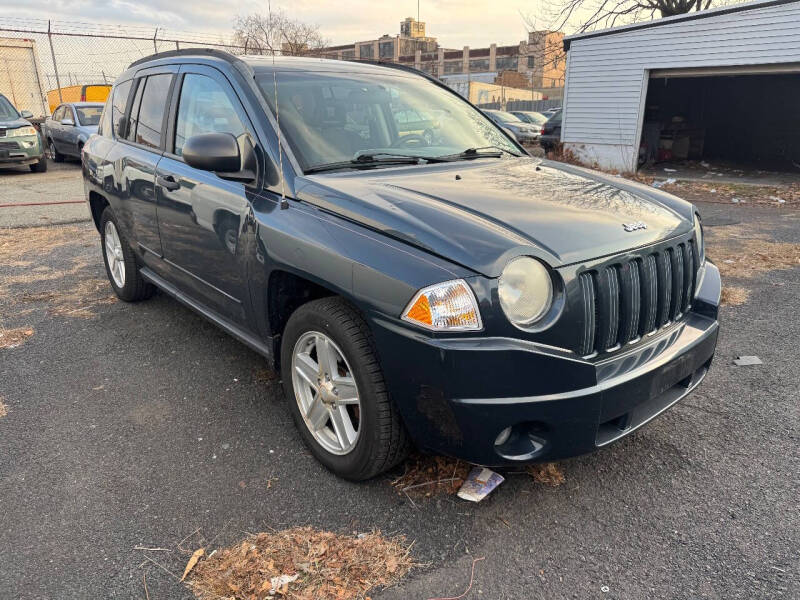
[
  {"x1": 360, "y1": 45, "x2": 373, "y2": 59},
  {"x1": 379, "y1": 41, "x2": 394, "y2": 59},
  {"x1": 342, "y1": 49, "x2": 355, "y2": 60},
  {"x1": 495, "y1": 56, "x2": 518, "y2": 71},
  {"x1": 469, "y1": 58, "x2": 489, "y2": 72},
  {"x1": 443, "y1": 60, "x2": 462, "y2": 74},
  {"x1": 527, "y1": 55, "x2": 535, "y2": 68}
]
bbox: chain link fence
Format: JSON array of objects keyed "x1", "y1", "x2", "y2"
[{"x1": 0, "y1": 19, "x2": 253, "y2": 119}]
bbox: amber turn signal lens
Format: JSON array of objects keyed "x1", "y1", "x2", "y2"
[{"x1": 401, "y1": 279, "x2": 482, "y2": 331}]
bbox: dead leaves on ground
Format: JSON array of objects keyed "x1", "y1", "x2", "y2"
[
  {"x1": 0, "y1": 327, "x2": 34, "y2": 350},
  {"x1": 706, "y1": 225, "x2": 800, "y2": 279},
  {"x1": 188, "y1": 527, "x2": 413, "y2": 600},
  {"x1": 720, "y1": 286, "x2": 751, "y2": 306},
  {"x1": 181, "y1": 548, "x2": 205, "y2": 582},
  {"x1": 662, "y1": 180, "x2": 800, "y2": 207},
  {"x1": 0, "y1": 398, "x2": 8, "y2": 419},
  {"x1": 391, "y1": 454, "x2": 471, "y2": 499},
  {"x1": 527, "y1": 463, "x2": 566, "y2": 487}
]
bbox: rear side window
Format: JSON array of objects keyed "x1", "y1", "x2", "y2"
[
  {"x1": 174, "y1": 74, "x2": 245, "y2": 157},
  {"x1": 134, "y1": 74, "x2": 172, "y2": 149},
  {"x1": 112, "y1": 80, "x2": 133, "y2": 138},
  {"x1": 126, "y1": 80, "x2": 145, "y2": 142}
]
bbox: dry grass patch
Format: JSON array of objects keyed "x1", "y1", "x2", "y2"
[
  {"x1": 0, "y1": 398, "x2": 8, "y2": 419},
  {"x1": 391, "y1": 454, "x2": 471, "y2": 499},
  {"x1": 253, "y1": 366, "x2": 278, "y2": 384},
  {"x1": 0, "y1": 224, "x2": 95, "y2": 262},
  {"x1": 46, "y1": 278, "x2": 117, "y2": 318},
  {"x1": 706, "y1": 225, "x2": 800, "y2": 279},
  {"x1": 662, "y1": 181, "x2": 800, "y2": 206},
  {"x1": 527, "y1": 463, "x2": 566, "y2": 487},
  {"x1": 720, "y1": 286, "x2": 751, "y2": 306},
  {"x1": 0, "y1": 327, "x2": 34, "y2": 350},
  {"x1": 188, "y1": 528, "x2": 413, "y2": 600}
]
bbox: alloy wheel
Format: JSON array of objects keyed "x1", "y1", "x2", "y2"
[
  {"x1": 104, "y1": 220, "x2": 126, "y2": 288},
  {"x1": 291, "y1": 331, "x2": 361, "y2": 455}
]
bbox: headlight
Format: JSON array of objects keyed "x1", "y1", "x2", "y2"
[
  {"x1": 498, "y1": 256, "x2": 553, "y2": 326},
  {"x1": 693, "y1": 213, "x2": 705, "y2": 265},
  {"x1": 401, "y1": 279, "x2": 482, "y2": 331},
  {"x1": 8, "y1": 126, "x2": 37, "y2": 137}
]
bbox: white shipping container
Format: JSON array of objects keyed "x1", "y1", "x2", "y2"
[{"x1": 0, "y1": 37, "x2": 48, "y2": 118}]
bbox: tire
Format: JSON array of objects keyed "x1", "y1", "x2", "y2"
[
  {"x1": 29, "y1": 156, "x2": 48, "y2": 173},
  {"x1": 280, "y1": 297, "x2": 410, "y2": 481},
  {"x1": 99, "y1": 207, "x2": 154, "y2": 302},
  {"x1": 48, "y1": 139, "x2": 64, "y2": 163}
]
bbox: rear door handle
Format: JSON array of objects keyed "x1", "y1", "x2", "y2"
[{"x1": 157, "y1": 174, "x2": 180, "y2": 191}]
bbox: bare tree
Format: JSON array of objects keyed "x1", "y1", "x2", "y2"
[
  {"x1": 233, "y1": 10, "x2": 329, "y2": 56},
  {"x1": 545, "y1": 0, "x2": 723, "y2": 34}
]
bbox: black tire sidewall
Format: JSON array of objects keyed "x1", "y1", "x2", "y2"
[{"x1": 280, "y1": 301, "x2": 388, "y2": 480}]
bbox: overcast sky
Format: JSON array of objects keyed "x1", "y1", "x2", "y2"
[{"x1": 12, "y1": 0, "x2": 556, "y2": 48}]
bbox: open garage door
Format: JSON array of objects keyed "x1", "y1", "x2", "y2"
[{"x1": 640, "y1": 64, "x2": 800, "y2": 172}]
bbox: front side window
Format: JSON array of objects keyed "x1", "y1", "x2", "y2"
[
  {"x1": 257, "y1": 70, "x2": 519, "y2": 171},
  {"x1": 76, "y1": 105, "x2": 103, "y2": 127},
  {"x1": 174, "y1": 74, "x2": 246, "y2": 157},
  {"x1": 52, "y1": 106, "x2": 64, "y2": 121},
  {"x1": 112, "y1": 79, "x2": 133, "y2": 138},
  {"x1": 134, "y1": 74, "x2": 172, "y2": 149}
]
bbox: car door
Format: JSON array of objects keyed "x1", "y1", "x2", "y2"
[
  {"x1": 62, "y1": 106, "x2": 81, "y2": 156},
  {"x1": 49, "y1": 106, "x2": 65, "y2": 151},
  {"x1": 154, "y1": 65, "x2": 255, "y2": 325},
  {"x1": 115, "y1": 66, "x2": 177, "y2": 258}
]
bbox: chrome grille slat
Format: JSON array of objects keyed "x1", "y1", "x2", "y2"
[
  {"x1": 578, "y1": 273, "x2": 596, "y2": 356},
  {"x1": 658, "y1": 250, "x2": 672, "y2": 327},
  {"x1": 683, "y1": 242, "x2": 695, "y2": 313},
  {"x1": 672, "y1": 244, "x2": 684, "y2": 320}
]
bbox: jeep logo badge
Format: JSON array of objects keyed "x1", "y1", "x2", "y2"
[{"x1": 622, "y1": 221, "x2": 648, "y2": 232}]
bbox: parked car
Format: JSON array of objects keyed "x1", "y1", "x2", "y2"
[
  {"x1": 83, "y1": 50, "x2": 720, "y2": 481},
  {"x1": 482, "y1": 109, "x2": 540, "y2": 143},
  {"x1": 510, "y1": 110, "x2": 548, "y2": 131},
  {"x1": 47, "y1": 84, "x2": 111, "y2": 114},
  {"x1": 541, "y1": 107, "x2": 561, "y2": 117},
  {"x1": 539, "y1": 109, "x2": 563, "y2": 152},
  {"x1": 43, "y1": 102, "x2": 104, "y2": 161},
  {"x1": 0, "y1": 93, "x2": 46, "y2": 173}
]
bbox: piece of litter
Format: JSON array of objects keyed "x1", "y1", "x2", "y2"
[
  {"x1": 731, "y1": 198, "x2": 740, "y2": 203},
  {"x1": 710, "y1": 189, "x2": 716, "y2": 193},
  {"x1": 664, "y1": 177, "x2": 676, "y2": 185},
  {"x1": 269, "y1": 573, "x2": 299, "y2": 595},
  {"x1": 663, "y1": 168, "x2": 677, "y2": 172},
  {"x1": 222, "y1": 443, "x2": 230, "y2": 450},
  {"x1": 733, "y1": 356, "x2": 762, "y2": 366},
  {"x1": 700, "y1": 161, "x2": 710, "y2": 168},
  {"x1": 457, "y1": 467, "x2": 504, "y2": 502},
  {"x1": 769, "y1": 196, "x2": 786, "y2": 204},
  {"x1": 601, "y1": 585, "x2": 610, "y2": 593}
]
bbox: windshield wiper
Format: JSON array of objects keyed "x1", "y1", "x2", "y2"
[
  {"x1": 305, "y1": 155, "x2": 422, "y2": 175},
  {"x1": 431, "y1": 145, "x2": 521, "y2": 162}
]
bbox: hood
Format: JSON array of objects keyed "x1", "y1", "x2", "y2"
[
  {"x1": 0, "y1": 117, "x2": 32, "y2": 129},
  {"x1": 296, "y1": 157, "x2": 693, "y2": 277}
]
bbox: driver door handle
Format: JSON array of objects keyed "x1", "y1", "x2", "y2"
[{"x1": 157, "y1": 174, "x2": 180, "y2": 191}]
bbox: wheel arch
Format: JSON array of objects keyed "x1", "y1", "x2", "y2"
[{"x1": 88, "y1": 191, "x2": 109, "y2": 232}]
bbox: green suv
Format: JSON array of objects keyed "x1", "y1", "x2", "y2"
[{"x1": 0, "y1": 93, "x2": 47, "y2": 173}]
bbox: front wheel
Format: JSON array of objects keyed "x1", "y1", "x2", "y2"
[
  {"x1": 280, "y1": 297, "x2": 410, "y2": 481},
  {"x1": 100, "y1": 207, "x2": 154, "y2": 302},
  {"x1": 29, "y1": 155, "x2": 48, "y2": 172}
]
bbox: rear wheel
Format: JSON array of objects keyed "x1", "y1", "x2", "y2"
[
  {"x1": 280, "y1": 297, "x2": 410, "y2": 480},
  {"x1": 100, "y1": 207, "x2": 154, "y2": 302}
]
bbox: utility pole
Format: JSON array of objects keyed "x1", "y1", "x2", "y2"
[
  {"x1": 153, "y1": 27, "x2": 159, "y2": 54},
  {"x1": 47, "y1": 20, "x2": 63, "y2": 103}
]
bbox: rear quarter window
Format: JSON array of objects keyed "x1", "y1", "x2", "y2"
[{"x1": 112, "y1": 80, "x2": 133, "y2": 139}]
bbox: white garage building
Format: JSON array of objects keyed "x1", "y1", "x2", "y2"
[{"x1": 561, "y1": 0, "x2": 800, "y2": 172}]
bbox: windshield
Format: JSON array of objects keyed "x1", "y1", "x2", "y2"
[
  {"x1": 0, "y1": 95, "x2": 20, "y2": 120},
  {"x1": 75, "y1": 105, "x2": 103, "y2": 126},
  {"x1": 489, "y1": 111, "x2": 522, "y2": 124},
  {"x1": 523, "y1": 112, "x2": 548, "y2": 125},
  {"x1": 256, "y1": 71, "x2": 519, "y2": 171}
]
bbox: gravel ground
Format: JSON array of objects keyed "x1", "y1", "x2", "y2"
[{"x1": 0, "y1": 191, "x2": 798, "y2": 599}]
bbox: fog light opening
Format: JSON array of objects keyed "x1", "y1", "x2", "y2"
[{"x1": 493, "y1": 422, "x2": 549, "y2": 461}]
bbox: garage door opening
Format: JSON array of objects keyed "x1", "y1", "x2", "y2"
[{"x1": 639, "y1": 68, "x2": 800, "y2": 177}]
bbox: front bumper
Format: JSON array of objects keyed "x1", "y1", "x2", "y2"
[
  {"x1": 371, "y1": 263, "x2": 721, "y2": 466},
  {"x1": 0, "y1": 134, "x2": 43, "y2": 166}
]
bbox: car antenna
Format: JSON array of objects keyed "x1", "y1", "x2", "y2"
[{"x1": 268, "y1": 0, "x2": 289, "y2": 210}]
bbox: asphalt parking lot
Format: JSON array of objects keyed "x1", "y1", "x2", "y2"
[{"x1": 1, "y1": 164, "x2": 798, "y2": 599}]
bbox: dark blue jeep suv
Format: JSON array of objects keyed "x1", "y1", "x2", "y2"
[{"x1": 82, "y1": 50, "x2": 720, "y2": 480}]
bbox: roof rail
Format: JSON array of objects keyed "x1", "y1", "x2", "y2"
[{"x1": 128, "y1": 47, "x2": 246, "y2": 69}]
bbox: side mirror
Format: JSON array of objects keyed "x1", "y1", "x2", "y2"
[
  {"x1": 183, "y1": 132, "x2": 257, "y2": 183},
  {"x1": 61, "y1": 119, "x2": 75, "y2": 127},
  {"x1": 21, "y1": 110, "x2": 33, "y2": 119}
]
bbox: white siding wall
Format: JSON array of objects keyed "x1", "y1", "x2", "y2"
[{"x1": 562, "y1": 0, "x2": 800, "y2": 171}]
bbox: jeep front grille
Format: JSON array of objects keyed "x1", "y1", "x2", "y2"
[{"x1": 577, "y1": 239, "x2": 698, "y2": 356}]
